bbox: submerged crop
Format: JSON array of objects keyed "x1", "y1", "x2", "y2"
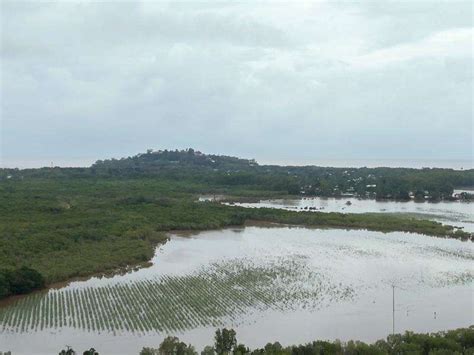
[{"x1": 1, "y1": 227, "x2": 472, "y2": 337}]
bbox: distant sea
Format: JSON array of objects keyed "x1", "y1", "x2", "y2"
[
  {"x1": 261, "y1": 158, "x2": 473, "y2": 170},
  {"x1": 0, "y1": 158, "x2": 97, "y2": 169}
]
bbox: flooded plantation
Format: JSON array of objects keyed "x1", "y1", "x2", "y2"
[{"x1": 1, "y1": 226, "x2": 473, "y2": 354}]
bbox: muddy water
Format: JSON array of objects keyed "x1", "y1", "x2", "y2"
[
  {"x1": 1, "y1": 227, "x2": 473, "y2": 355},
  {"x1": 228, "y1": 197, "x2": 474, "y2": 232}
]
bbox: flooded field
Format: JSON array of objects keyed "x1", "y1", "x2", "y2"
[
  {"x1": 1, "y1": 226, "x2": 473, "y2": 354},
  {"x1": 228, "y1": 197, "x2": 474, "y2": 232}
]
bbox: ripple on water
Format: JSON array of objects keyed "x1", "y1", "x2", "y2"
[{"x1": 1, "y1": 227, "x2": 473, "y2": 354}]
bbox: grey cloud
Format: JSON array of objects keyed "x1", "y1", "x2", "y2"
[
  {"x1": 338, "y1": 0, "x2": 473, "y2": 49},
  {"x1": 1, "y1": 1, "x2": 472, "y2": 168}
]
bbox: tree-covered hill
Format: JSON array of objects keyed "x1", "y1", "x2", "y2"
[
  {"x1": 2, "y1": 148, "x2": 473, "y2": 200},
  {"x1": 92, "y1": 148, "x2": 259, "y2": 173}
]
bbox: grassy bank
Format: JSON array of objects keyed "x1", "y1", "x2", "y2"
[{"x1": 239, "y1": 207, "x2": 471, "y2": 240}]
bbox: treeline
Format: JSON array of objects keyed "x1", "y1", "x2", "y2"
[
  {"x1": 58, "y1": 347, "x2": 98, "y2": 355},
  {"x1": 0, "y1": 266, "x2": 45, "y2": 299},
  {"x1": 45, "y1": 326, "x2": 474, "y2": 355},
  {"x1": 138, "y1": 327, "x2": 474, "y2": 355},
  {"x1": 236, "y1": 207, "x2": 473, "y2": 241},
  {"x1": 1, "y1": 149, "x2": 473, "y2": 200}
]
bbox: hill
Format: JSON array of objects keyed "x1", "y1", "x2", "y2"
[{"x1": 2, "y1": 148, "x2": 474, "y2": 200}]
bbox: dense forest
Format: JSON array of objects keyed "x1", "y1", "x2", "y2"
[{"x1": 0, "y1": 149, "x2": 472, "y2": 299}]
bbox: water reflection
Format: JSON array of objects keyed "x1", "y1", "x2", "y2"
[
  {"x1": 1, "y1": 227, "x2": 473, "y2": 355},
  {"x1": 228, "y1": 197, "x2": 474, "y2": 232}
]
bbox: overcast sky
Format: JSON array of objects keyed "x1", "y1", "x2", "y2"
[{"x1": 1, "y1": 1, "x2": 473, "y2": 168}]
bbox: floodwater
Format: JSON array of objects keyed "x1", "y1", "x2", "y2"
[
  {"x1": 1, "y1": 227, "x2": 473, "y2": 355},
  {"x1": 227, "y1": 197, "x2": 474, "y2": 232}
]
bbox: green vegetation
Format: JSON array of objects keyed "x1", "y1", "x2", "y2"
[
  {"x1": 0, "y1": 177, "x2": 240, "y2": 286},
  {"x1": 0, "y1": 176, "x2": 470, "y2": 287},
  {"x1": 137, "y1": 327, "x2": 474, "y2": 355},
  {"x1": 58, "y1": 346, "x2": 98, "y2": 355},
  {"x1": 0, "y1": 267, "x2": 45, "y2": 298},
  {"x1": 140, "y1": 336, "x2": 196, "y2": 355},
  {"x1": 2, "y1": 149, "x2": 473, "y2": 200},
  {"x1": 242, "y1": 207, "x2": 472, "y2": 240},
  {"x1": 214, "y1": 328, "x2": 238, "y2": 355},
  {"x1": 53, "y1": 326, "x2": 474, "y2": 354},
  {"x1": 0, "y1": 149, "x2": 472, "y2": 298}
]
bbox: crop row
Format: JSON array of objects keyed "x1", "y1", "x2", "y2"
[{"x1": 0, "y1": 257, "x2": 354, "y2": 334}]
